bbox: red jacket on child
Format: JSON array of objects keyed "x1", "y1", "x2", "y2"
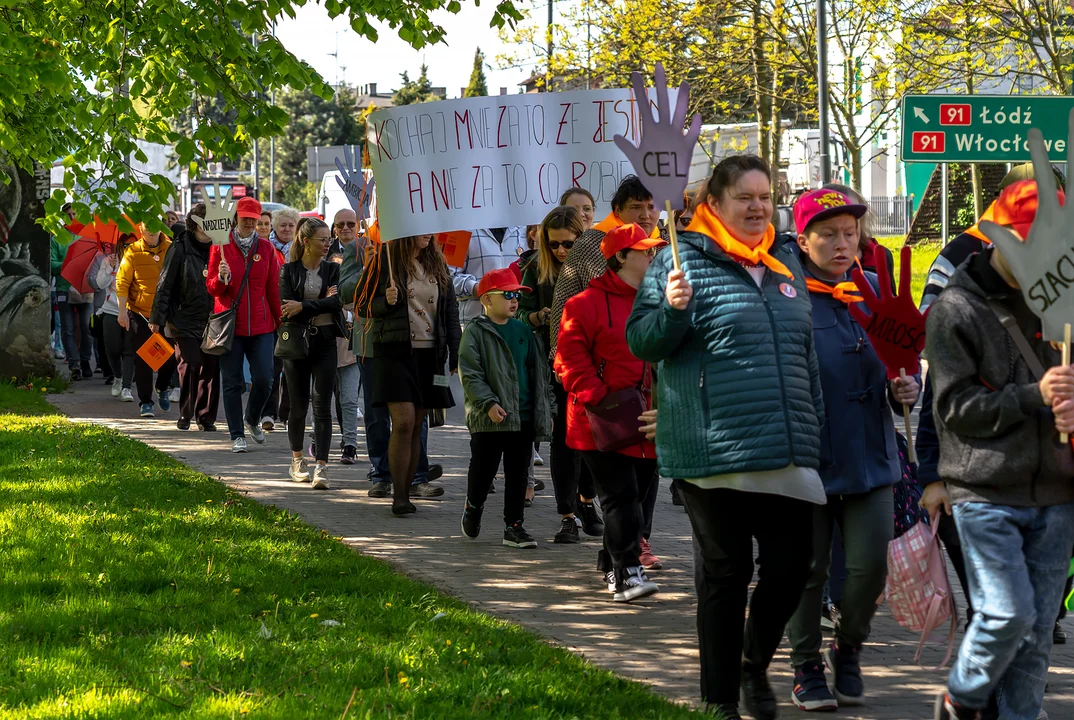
[
  {"x1": 206, "y1": 234, "x2": 281, "y2": 337},
  {"x1": 553, "y1": 270, "x2": 655, "y2": 458}
]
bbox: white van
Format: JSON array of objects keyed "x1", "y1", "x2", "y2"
[{"x1": 318, "y1": 169, "x2": 376, "y2": 225}]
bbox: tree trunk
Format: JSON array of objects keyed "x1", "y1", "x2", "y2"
[
  {"x1": 964, "y1": 65, "x2": 983, "y2": 217},
  {"x1": 850, "y1": 145, "x2": 863, "y2": 192},
  {"x1": 752, "y1": 0, "x2": 771, "y2": 168},
  {"x1": 770, "y1": 74, "x2": 783, "y2": 200}
]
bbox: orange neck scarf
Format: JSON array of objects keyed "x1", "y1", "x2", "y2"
[
  {"x1": 685, "y1": 203, "x2": 793, "y2": 279},
  {"x1": 592, "y1": 212, "x2": 662, "y2": 239},
  {"x1": 804, "y1": 278, "x2": 863, "y2": 304},
  {"x1": 963, "y1": 199, "x2": 997, "y2": 244}
]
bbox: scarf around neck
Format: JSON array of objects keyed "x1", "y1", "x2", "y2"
[
  {"x1": 804, "y1": 277, "x2": 862, "y2": 303},
  {"x1": 592, "y1": 212, "x2": 662, "y2": 238},
  {"x1": 685, "y1": 203, "x2": 793, "y2": 279},
  {"x1": 234, "y1": 231, "x2": 257, "y2": 256}
]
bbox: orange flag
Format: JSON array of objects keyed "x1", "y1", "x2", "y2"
[{"x1": 437, "y1": 231, "x2": 472, "y2": 268}]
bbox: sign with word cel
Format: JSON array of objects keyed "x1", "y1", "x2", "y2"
[
  {"x1": 366, "y1": 88, "x2": 680, "y2": 240},
  {"x1": 901, "y1": 94, "x2": 1074, "y2": 163}
]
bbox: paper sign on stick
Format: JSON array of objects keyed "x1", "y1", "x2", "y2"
[
  {"x1": 612, "y1": 63, "x2": 702, "y2": 212},
  {"x1": 437, "y1": 231, "x2": 472, "y2": 269},
  {"x1": 137, "y1": 332, "x2": 174, "y2": 372},
  {"x1": 334, "y1": 146, "x2": 375, "y2": 221},
  {"x1": 191, "y1": 184, "x2": 236, "y2": 246},
  {"x1": 849, "y1": 245, "x2": 927, "y2": 379},
  {"x1": 979, "y1": 111, "x2": 1074, "y2": 343}
]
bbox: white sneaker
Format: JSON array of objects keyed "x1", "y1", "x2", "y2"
[
  {"x1": 312, "y1": 464, "x2": 329, "y2": 490},
  {"x1": 261, "y1": 415, "x2": 274, "y2": 432},
  {"x1": 533, "y1": 450, "x2": 544, "y2": 466},
  {"x1": 355, "y1": 406, "x2": 363, "y2": 421},
  {"x1": 289, "y1": 457, "x2": 310, "y2": 482},
  {"x1": 232, "y1": 437, "x2": 248, "y2": 453},
  {"x1": 120, "y1": 388, "x2": 134, "y2": 402},
  {"x1": 169, "y1": 387, "x2": 180, "y2": 403},
  {"x1": 612, "y1": 566, "x2": 659, "y2": 603},
  {"x1": 111, "y1": 378, "x2": 122, "y2": 397},
  {"x1": 244, "y1": 421, "x2": 266, "y2": 444}
]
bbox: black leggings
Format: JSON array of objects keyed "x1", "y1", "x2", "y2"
[
  {"x1": 582, "y1": 450, "x2": 658, "y2": 571},
  {"x1": 101, "y1": 313, "x2": 134, "y2": 388},
  {"x1": 550, "y1": 380, "x2": 596, "y2": 515},
  {"x1": 283, "y1": 331, "x2": 337, "y2": 462}
]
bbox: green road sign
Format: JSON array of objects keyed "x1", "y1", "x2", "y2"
[{"x1": 901, "y1": 94, "x2": 1074, "y2": 163}]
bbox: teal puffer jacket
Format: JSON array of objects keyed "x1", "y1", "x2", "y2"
[{"x1": 626, "y1": 230, "x2": 824, "y2": 479}]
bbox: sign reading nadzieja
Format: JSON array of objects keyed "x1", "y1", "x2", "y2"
[{"x1": 366, "y1": 89, "x2": 678, "y2": 240}]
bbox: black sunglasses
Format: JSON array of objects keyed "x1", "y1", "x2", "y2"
[
  {"x1": 487, "y1": 290, "x2": 523, "y2": 301},
  {"x1": 547, "y1": 241, "x2": 575, "y2": 251},
  {"x1": 335, "y1": 221, "x2": 357, "y2": 228}
]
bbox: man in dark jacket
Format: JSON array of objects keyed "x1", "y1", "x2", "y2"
[
  {"x1": 929, "y1": 181, "x2": 1074, "y2": 720},
  {"x1": 151, "y1": 204, "x2": 219, "y2": 431}
]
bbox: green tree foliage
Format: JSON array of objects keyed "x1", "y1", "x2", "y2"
[
  {"x1": 0, "y1": 0, "x2": 520, "y2": 233},
  {"x1": 393, "y1": 65, "x2": 440, "y2": 106},
  {"x1": 465, "y1": 48, "x2": 489, "y2": 97}
]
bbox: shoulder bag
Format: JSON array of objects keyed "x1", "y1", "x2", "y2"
[
  {"x1": 585, "y1": 361, "x2": 650, "y2": 452},
  {"x1": 200, "y1": 245, "x2": 257, "y2": 356}
]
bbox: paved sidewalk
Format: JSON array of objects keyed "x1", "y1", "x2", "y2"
[{"x1": 49, "y1": 377, "x2": 1074, "y2": 719}]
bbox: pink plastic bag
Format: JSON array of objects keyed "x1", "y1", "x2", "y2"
[{"x1": 884, "y1": 513, "x2": 957, "y2": 668}]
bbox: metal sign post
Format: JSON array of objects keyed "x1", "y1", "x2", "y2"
[{"x1": 941, "y1": 163, "x2": 949, "y2": 245}]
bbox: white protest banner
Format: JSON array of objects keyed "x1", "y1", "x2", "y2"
[{"x1": 366, "y1": 88, "x2": 679, "y2": 240}]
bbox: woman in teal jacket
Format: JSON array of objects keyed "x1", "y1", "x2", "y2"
[{"x1": 626, "y1": 155, "x2": 825, "y2": 720}]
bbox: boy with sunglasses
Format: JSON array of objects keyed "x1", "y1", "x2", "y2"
[{"x1": 459, "y1": 268, "x2": 554, "y2": 549}]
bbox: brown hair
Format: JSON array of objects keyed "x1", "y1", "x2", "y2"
[
  {"x1": 704, "y1": 155, "x2": 771, "y2": 204},
  {"x1": 290, "y1": 217, "x2": 329, "y2": 262},
  {"x1": 387, "y1": 235, "x2": 451, "y2": 289},
  {"x1": 186, "y1": 203, "x2": 207, "y2": 236},
  {"x1": 536, "y1": 206, "x2": 584, "y2": 285},
  {"x1": 559, "y1": 187, "x2": 595, "y2": 207}
]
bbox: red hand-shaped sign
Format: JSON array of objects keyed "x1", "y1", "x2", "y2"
[{"x1": 849, "y1": 245, "x2": 926, "y2": 379}]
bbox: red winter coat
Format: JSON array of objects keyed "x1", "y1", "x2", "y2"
[
  {"x1": 206, "y1": 234, "x2": 281, "y2": 337},
  {"x1": 553, "y1": 270, "x2": 655, "y2": 458}
]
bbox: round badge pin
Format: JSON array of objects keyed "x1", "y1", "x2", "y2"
[
  {"x1": 281, "y1": 331, "x2": 289, "y2": 341},
  {"x1": 202, "y1": 269, "x2": 209, "y2": 277},
  {"x1": 152, "y1": 255, "x2": 160, "y2": 262},
  {"x1": 779, "y1": 282, "x2": 797, "y2": 299},
  {"x1": 253, "y1": 253, "x2": 261, "y2": 262}
]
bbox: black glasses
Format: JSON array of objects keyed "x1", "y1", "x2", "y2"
[
  {"x1": 335, "y1": 221, "x2": 357, "y2": 228},
  {"x1": 547, "y1": 241, "x2": 575, "y2": 251},
  {"x1": 487, "y1": 290, "x2": 522, "y2": 301}
]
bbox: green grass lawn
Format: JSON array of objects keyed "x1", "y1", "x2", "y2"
[
  {"x1": 0, "y1": 384, "x2": 704, "y2": 719},
  {"x1": 876, "y1": 236, "x2": 941, "y2": 306}
]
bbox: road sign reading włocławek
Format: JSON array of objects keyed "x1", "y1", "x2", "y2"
[{"x1": 901, "y1": 95, "x2": 1074, "y2": 163}]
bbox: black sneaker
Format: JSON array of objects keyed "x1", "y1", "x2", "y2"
[
  {"x1": 461, "y1": 500, "x2": 483, "y2": 539},
  {"x1": 70, "y1": 368, "x2": 82, "y2": 381},
  {"x1": 740, "y1": 665, "x2": 778, "y2": 720},
  {"x1": 340, "y1": 446, "x2": 357, "y2": 465},
  {"x1": 611, "y1": 566, "x2": 658, "y2": 602},
  {"x1": 427, "y1": 463, "x2": 443, "y2": 482},
  {"x1": 824, "y1": 642, "x2": 863, "y2": 705},
  {"x1": 791, "y1": 662, "x2": 837, "y2": 711},
  {"x1": 554, "y1": 516, "x2": 579, "y2": 544},
  {"x1": 577, "y1": 500, "x2": 604, "y2": 537},
  {"x1": 1054, "y1": 621, "x2": 1067, "y2": 645},
  {"x1": 196, "y1": 421, "x2": 217, "y2": 432},
  {"x1": 503, "y1": 523, "x2": 537, "y2": 548},
  {"x1": 176, "y1": 418, "x2": 191, "y2": 431},
  {"x1": 934, "y1": 692, "x2": 984, "y2": 720},
  {"x1": 534, "y1": 479, "x2": 545, "y2": 491},
  {"x1": 411, "y1": 483, "x2": 445, "y2": 499},
  {"x1": 671, "y1": 482, "x2": 684, "y2": 506},
  {"x1": 368, "y1": 481, "x2": 392, "y2": 498}
]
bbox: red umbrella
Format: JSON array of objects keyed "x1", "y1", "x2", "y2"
[{"x1": 60, "y1": 237, "x2": 100, "y2": 296}]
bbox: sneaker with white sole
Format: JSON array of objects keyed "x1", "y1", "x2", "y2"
[
  {"x1": 792, "y1": 662, "x2": 838, "y2": 711},
  {"x1": 503, "y1": 523, "x2": 537, "y2": 548},
  {"x1": 261, "y1": 416, "x2": 274, "y2": 432},
  {"x1": 289, "y1": 457, "x2": 310, "y2": 482},
  {"x1": 232, "y1": 437, "x2": 248, "y2": 453},
  {"x1": 533, "y1": 451, "x2": 544, "y2": 466},
  {"x1": 612, "y1": 566, "x2": 658, "y2": 602},
  {"x1": 311, "y1": 464, "x2": 329, "y2": 490},
  {"x1": 168, "y1": 387, "x2": 180, "y2": 403},
  {"x1": 120, "y1": 388, "x2": 134, "y2": 402},
  {"x1": 139, "y1": 403, "x2": 155, "y2": 418},
  {"x1": 111, "y1": 378, "x2": 122, "y2": 397},
  {"x1": 639, "y1": 537, "x2": 663, "y2": 570},
  {"x1": 245, "y1": 421, "x2": 266, "y2": 444}
]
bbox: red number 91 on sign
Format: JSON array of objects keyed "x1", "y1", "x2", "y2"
[{"x1": 912, "y1": 131, "x2": 946, "y2": 153}]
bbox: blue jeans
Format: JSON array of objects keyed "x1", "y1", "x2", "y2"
[
  {"x1": 220, "y1": 333, "x2": 275, "y2": 440},
  {"x1": 59, "y1": 300, "x2": 93, "y2": 373},
  {"x1": 358, "y1": 357, "x2": 430, "y2": 483},
  {"x1": 949, "y1": 501, "x2": 1074, "y2": 718}
]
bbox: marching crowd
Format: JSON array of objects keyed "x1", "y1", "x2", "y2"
[{"x1": 50, "y1": 156, "x2": 1074, "y2": 720}]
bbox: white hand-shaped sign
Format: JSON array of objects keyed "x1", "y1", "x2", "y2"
[
  {"x1": 979, "y1": 110, "x2": 1074, "y2": 342},
  {"x1": 334, "y1": 146, "x2": 375, "y2": 221},
  {"x1": 191, "y1": 184, "x2": 236, "y2": 246},
  {"x1": 612, "y1": 62, "x2": 702, "y2": 211}
]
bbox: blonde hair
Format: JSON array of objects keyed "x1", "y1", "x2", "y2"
[
  {"x1": 289, "y1": 217, "x2": 329, "y2": 262},
  {"x1": 537, "y1": 206, "x2": 584, "y2": 285},
  {"x1": 822, "y1": 183, "x2": 873, "y2": 240},
  {"x1": 272, "y1": 206, "x2": 300, "y2": 227}
]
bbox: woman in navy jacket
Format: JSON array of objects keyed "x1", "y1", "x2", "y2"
[{"x1": 783, "y1": 189, "x2": 919, "y2": 712}]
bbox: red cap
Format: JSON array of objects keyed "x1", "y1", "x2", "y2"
[
  {"x1": 600, "y1": 223, "x2": 666, "y2": 259},
  {"x1": 237, "y1": 196, "x2": 262, "y2": 220},
  {"x1": 993, "y1": 179, "x2": 1063, "y2": 241},
  {"x1": 793, "y1": 189, "x2": 867, "y2": 235},
  {"x1": 476, "y1": 267, "x2": 531, "y2": 297}
]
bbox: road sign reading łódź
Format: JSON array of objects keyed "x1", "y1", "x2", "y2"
[{"x1": 901, "y1": 94, "x2": 1074, "y2": 163}]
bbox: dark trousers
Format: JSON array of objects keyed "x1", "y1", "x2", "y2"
[
  {"x1": 550, "y1": 380, "x2": 596, "y2": 515},
  {"x1": 59, "y1": 300, "x2": 93, "y2": 373},
  {"x1": 101, "y1": 313, "x2": 134, "y2": 388},
  {"x1": 91, "y1": 313, "x2": 112, "y2": 379},
  {"x1": 467, "y1": 422, "x2": 534, "y2": 528},
  {"x1": 266, "y1": 352, "x2": 288, "y2": 420},
  {"x1": 677, "y1": 481, "x2": 814, "y2": 705},
  {"x1": 283, "y1": 332, "x2": 337, "y2": 462},
  {"x1": 220, "y1": 332, "x2": 275, "y2": 440},
  {"x1": 642, "y1": 466, "x2": 659, "y2": 540},
  {"x1": 583, "y1": 451, "x2": 658, "y2": 570},
  {"x1": 175, "y1": 336, "x2": 220, "y2": 425},
  {"x1": 129, "y1": 313, "x2": 177, "y2": 405}
]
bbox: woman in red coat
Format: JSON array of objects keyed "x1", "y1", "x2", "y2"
[
  {"x1": 206, "y1": 196, "x2": 282, "y2": 453},
  {"x1": 554, "y1": 223, "x2": 664, "y2": 603}
]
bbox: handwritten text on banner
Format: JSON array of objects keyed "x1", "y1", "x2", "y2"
[{"x1": 366, "y1": 89, "x2": 678, "y2": 240}]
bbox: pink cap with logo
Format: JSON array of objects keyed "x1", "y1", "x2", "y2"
[{"x1": 793, "y1": 189, "x2": 867, "y2": 235}]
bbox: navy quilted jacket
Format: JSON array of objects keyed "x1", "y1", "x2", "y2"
[{"x1": 626, "y1": 230, "x2": 824, "y2": 479}]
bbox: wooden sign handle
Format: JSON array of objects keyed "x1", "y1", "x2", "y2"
[
  {"x1": 900, "y1": 367, "x2": 917, "y2": 465},
  {"x1": 665, "y1": 200, "x2": 681, "y2": 272}
]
